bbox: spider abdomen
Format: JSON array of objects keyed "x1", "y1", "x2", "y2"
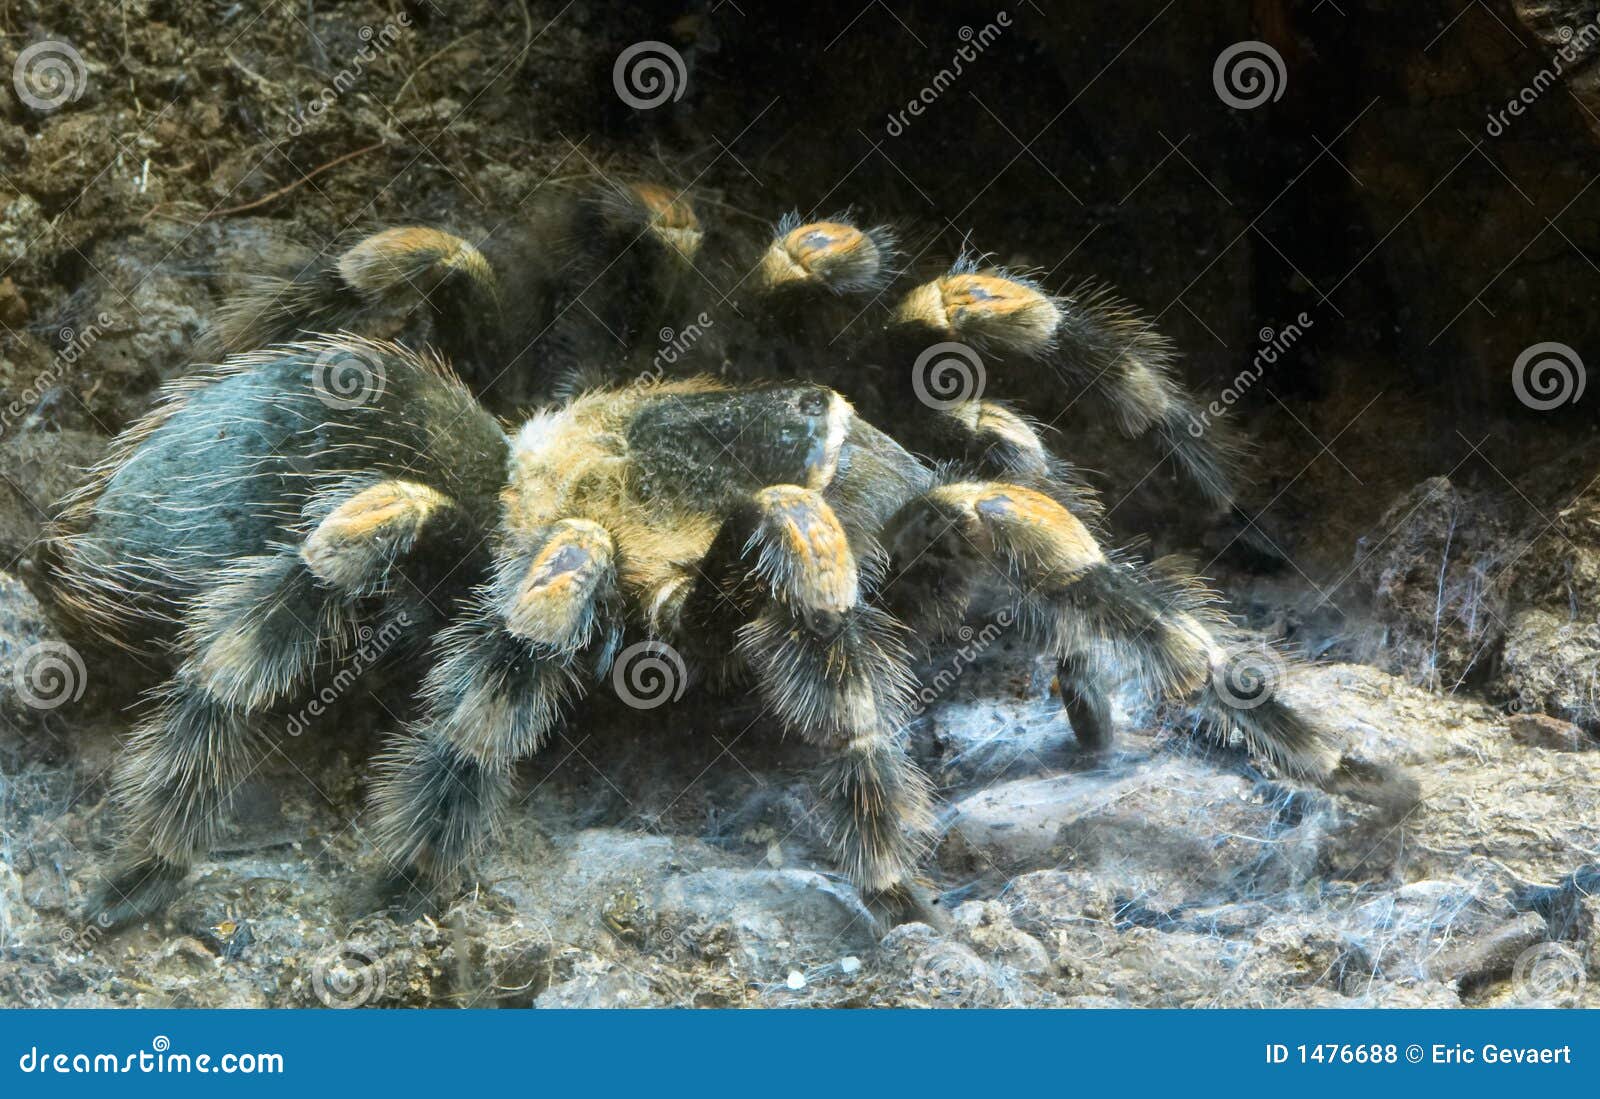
[{"x1": 46, "y1": 338, "x2": 509, "y2": 654}]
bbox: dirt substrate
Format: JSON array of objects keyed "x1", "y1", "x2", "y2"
[{"x1": 3, "y1": 578, "x2": 1598, "y2": 1007}]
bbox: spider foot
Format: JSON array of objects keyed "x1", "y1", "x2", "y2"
[{"x1": 85, "y1": 855, "x2": 189, "y2": 932}]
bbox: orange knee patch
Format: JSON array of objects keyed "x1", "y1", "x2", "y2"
[
  {"x1": 759, "y1": 220, "x2": 881, "y2": 290},
  {"x1": 954, "y1": 400, "x2": 1046, "y2": 454},
  {"x1": 895, "y1": 272, "x2": 1060, "y2": 354},
  {"x1": 302, "y1": 481, "x2": 451, "y2": 589},
  {"x1": 936, "y1": 482, "x2": 1104, "y2": 576},
  {"x1": 754, "y1": 485, "x2": 859, "y2": 613},
  {"x1": 631, "y1": 183, "x2": 703, "y2": 260},
  {"x1": 337, "y1": 227, "x2": 496, "y2": 299},
  {"x1": 504, "y1": 520, "x2": 614, "y2": 647}
]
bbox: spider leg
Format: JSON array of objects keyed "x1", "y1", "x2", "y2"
[
  {"x1": 90, "y1": 549, "x2": 346, "y2": 927},
  {"x1": 654, "y1": 484, "x2": 936, "y2": 904},
  {"x1": 88, "y1": 479, "x2": 475, "y2": 927},
  {"x1": 739, "y1": 215, "x2": 897, "y2": 367},
  {"x1": 1056, "y1": 649, "x2": 1114, "y2": 752},
  {"x1": 207, "y1": 228, "x2": 500, "y2": 361},
  {"x1": 368, "y1": 519, "x2": 621, "y2": 895},
  {"x1": 739, "y1": 216, "x2": 1101, "y2": 520},
  {"x1": 884, "y1": 267, "x2": 1265, "y2": 542},
  {"x1": 912, "y1": 396, "x2": 1103, "y2": 521},
  {"x1": 490, "y1": 180, "x2": 706, "y2": 397},
  {"x1": 880, "y1": 480, "x2": 1418, "y2": 810}
]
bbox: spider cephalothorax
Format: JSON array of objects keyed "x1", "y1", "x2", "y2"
[{"x1": 46, "y1": 331, "x2": 1411, "y2": 928}]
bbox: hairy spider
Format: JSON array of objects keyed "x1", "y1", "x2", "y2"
[
  {"x1": 44, "y1": 181, "x2": 1414, "y2": 928},
  {"x1": 46, "y1": 350, "x2": 1408, "y2": 928}
]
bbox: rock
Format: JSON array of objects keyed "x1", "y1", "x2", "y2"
[
  {"x1": 534, "y1": 957, "x2": 656, "y2": 1008},
  {"x1": 651, "y1": 868, "x2": 880, "y2": 979},
  {"x1": 1425, "y1": 911, "x2": 1548, "y2": 986},
  {"x1": 1500, "y1": 612, "x2": 1600, "y2": 735},
  {"x1": 950, "y1": 901, "x2": 1052, "y2": 978},
  {"x1": 0, "y1": 428, "x2": 106, "y2": 566},
  {"x1": 0, "y1": 571, "x2": 87, "y2": 765},
  {"x1": 0, "y1": 193, "x2": 48, "y2": 275},
  {"x1": 68, "y1": 229, "x2": 214, "y2": 425},
  {"x1": 1510, "y1": 864, "x2": 1600, "y2": 941},
  {"x1": 1353, "y1": 477, "x2": 1512, "y2": 689},
  {"x1": 1490, "y1": 481, "x2": 1600, "y2": 732},
  {"x1": 938, "y1": 752, "x2": 1325, "y2": 904},
  {"x1": 0, "y1": 278, "x2": 26, "y2": 326},
  {"x1": 1508, "y1": 712, "x2": 1591, "y2": 751}
]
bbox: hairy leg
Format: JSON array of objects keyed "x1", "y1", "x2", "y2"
[
  {"x1": 92, "y1": 551, "x2": 339, "y2": 926},
  {"x1": 91, "y1": 479, "x2": 472, "y2": 927},
  {"x1": 208, "y1": 227, "x2": 500, "y2": 363},
  {"x1": 655, "y1": 485, "x2": 936, "y2": 906},
  {"x1": 880, "y1": 479, "x2": 1417, "y2": 810},
  {"x1": 368, "y1": 519, "x2": 621, "y2": 892}
]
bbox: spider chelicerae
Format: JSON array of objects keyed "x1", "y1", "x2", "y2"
[{"x1": 42, "y1": 178, "x2": 1415, "y2": 928}]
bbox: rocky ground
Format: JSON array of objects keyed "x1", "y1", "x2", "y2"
[
  {"x1": 2, "y1": 0, "x2": 1599, "y2": 1008},
  {"x1": 2, "y1": 573, "x2": 1598, "y2": 1007}
]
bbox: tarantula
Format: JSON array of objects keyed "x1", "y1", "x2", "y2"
[{"x1": 45, "y1": 180, "x2": 1413, "y2": 927}]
